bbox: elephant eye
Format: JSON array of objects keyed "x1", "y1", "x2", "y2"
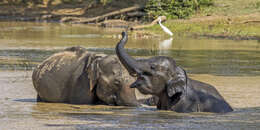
[
  {"x1": 138, "y1": 76, "x2": 144, "y2": 80},
  {"x1": 151, "y1": 65, "x2": 156, "y2": 70},
  {"x1": 114, "y1": 80, "x2": 121, "y2": 86},
  {"x1": 143, "y1": 71, "x2": 153, "y2": 76}
]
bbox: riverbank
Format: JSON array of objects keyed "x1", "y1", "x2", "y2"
[
  {"x1": 0, "y1": 0, "x2": 259, "y2": 40},
  {"x1": 148, "y1": 0, "x2": 260, "y2": 40},
  {"x1": 151, "y1": 13, "x2": 260, "y2": 41}
]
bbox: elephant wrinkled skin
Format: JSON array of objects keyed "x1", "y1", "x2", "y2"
[
  {"x1": 116, "y1": 31, "x2": 233, "y2": 113},
  {"x1": 32, "y1": 46, "x2": 155, "y2": 106}
]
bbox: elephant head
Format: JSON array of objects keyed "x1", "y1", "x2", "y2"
[
  {"x1": 115, "y1": 32, "x2": 187, "y2": 104},
  {"x1": 86, "y1": 54, "x2": 139, "y2": 106}
]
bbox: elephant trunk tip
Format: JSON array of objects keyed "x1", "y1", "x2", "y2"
[{"x1": 122, "y1": 31, "x2": 126, "y2": 37}]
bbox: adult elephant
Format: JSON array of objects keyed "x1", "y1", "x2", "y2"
[
  {"x1": 32, "y1": 46, "x2": 155, "y2": 106},
  {"x1": 116, "y1": 31, "x2": 233, "y2": 113}
]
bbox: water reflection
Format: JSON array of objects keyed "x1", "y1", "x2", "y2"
[
  {"x1": 158, "y1": 37, "x2": 173, "y2": 54},
  {"x1": 61, "y1": 34, "x2": 101, "y2": 38},
  {"x1": 0, "y1": 49, "x2": 58, "y2": 70},
  {"x1": 1, "y1": 48, "x2": 259, "y2": 76}
]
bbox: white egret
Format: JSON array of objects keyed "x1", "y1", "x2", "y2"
[{"x1": 158, "y1": 16, "x2": 173, "y2": 36}]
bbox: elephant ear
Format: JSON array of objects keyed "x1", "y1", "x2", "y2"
[
  {"x1": 86, "y1": 54, "x2": 105, "y2": 92},
  {"x1": 166, "y1": 66, "x2": 187, "y2": 98}
]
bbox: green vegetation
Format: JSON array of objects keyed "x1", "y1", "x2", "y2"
[
  {"x1": 145, "y1": 0, "x2": 260, "y2": 40},
  {"x1": 149, "y1": 19, "x2": 260, "y2": 40},
  {"x1": 145, "y1": 0, "x2": 214, "y2": 19},
  {"x1": 197, "y1": 0, "x2": 260, "y2": 16}
]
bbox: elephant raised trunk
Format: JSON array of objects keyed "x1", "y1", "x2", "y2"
[{"x1": 115, "y1": 31, "x2": 142, "y2": 77}]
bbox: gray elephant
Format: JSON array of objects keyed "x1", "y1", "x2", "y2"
[
  {"x1": 32, "y1": 46, "x2": 155, "y2": 106},
  {"x1": 116, "y1": 31, "x2": 233, "y2": 113}
]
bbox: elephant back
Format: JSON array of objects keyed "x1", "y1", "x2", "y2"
[{"x1": 32, "y1": 47, "x2": 105, "y2": 103}]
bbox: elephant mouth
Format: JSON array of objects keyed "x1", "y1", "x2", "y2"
[
  {"x1": 130, "y1": 80, "x2": 153, "y2": 95},
  {"x1": 137, "y1": 87, "x2": 153, "y2": 95},
  {"x1": 104, "y1": 94, "x2": 118, "y2": 106}
]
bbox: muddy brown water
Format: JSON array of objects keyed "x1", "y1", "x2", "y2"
[{"x1": 0, "y1": 22, "x2": 260, "y2": 129}]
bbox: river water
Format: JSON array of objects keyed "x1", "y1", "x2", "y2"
[{"x1": 0, "y1": 22, "x2": 260, "y2": 129}]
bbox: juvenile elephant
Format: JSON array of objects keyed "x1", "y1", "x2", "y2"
[
  {"x1": 32, "y1": 46, "x2": 154, "y2": 106},
  {"x1": 116, "y1": 31, "x2": 233, "y2": 113}
]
